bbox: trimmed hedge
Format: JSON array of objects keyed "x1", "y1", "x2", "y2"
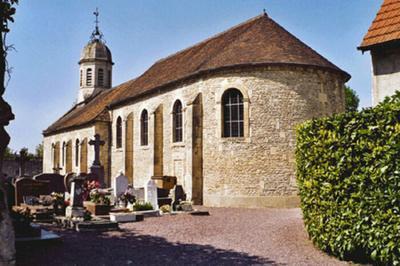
[{"x1": 296, "y1": 91, "x2": 400, "y2": 265}]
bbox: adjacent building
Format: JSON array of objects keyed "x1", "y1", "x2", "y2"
[
  {"x1": 43, "y1": 12, "x2": 350, "y2": 208},
  {"x1": 359, "y1": 0, "x2": 400, "y2": 105}
]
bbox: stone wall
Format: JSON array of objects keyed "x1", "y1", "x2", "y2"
[
  {"x1": 109, "y1": 66, "x2": 346, "y2": 208},
  {"x1": 371, "y1": 46, "x2": 400, "y2": 106},
  {"x1": 2, "y1": 159, "x2": 42, "y2": 178}
]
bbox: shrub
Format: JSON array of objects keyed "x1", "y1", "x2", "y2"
[
  {"x1": 296, "y1": 91, "x2": 400, "y2": 265},
  {"x1": 133, "y1": 201, "x2": 153, "y2": 211}
]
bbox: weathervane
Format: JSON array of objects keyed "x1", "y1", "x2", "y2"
[{"x1": 90, "y1": 7, "x2": 104, "y2": 41}]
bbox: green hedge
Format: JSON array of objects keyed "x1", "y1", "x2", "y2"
[{"x1": 296, "y1": 91, "x2": 400, "y2": 265}]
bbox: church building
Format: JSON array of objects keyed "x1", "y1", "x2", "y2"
[{"x1": 42, "y1": 12, "x2": 350, "y2": 208}]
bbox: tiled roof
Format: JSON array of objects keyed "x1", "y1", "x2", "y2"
[
  {"x1": 44, "y1": 14, "x2": 350, "y2": 136},
  {"x1": 359, "y1": 0, "x2": 400, "y2": 50}
]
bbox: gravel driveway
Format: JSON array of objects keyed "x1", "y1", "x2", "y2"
[{"x1": 16, "y1": 207, "x2": 351, "y2": 266}]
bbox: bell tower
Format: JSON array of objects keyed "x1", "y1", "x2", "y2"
[{"x1": 78, "y1": 8, "x2": 113, "y2": 104}]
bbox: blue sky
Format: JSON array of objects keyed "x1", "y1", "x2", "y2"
[{"x1": 4, "y1": 0, "x2": 381, "y2": 152}]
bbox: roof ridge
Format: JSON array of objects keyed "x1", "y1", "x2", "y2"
[
  {"x1": 152, "y1": 14, "x2": 266, "y2": 65},
  {"x1": 267, "y1": 17, "x2": 339, "y2": 70},
  {"x1": 193, "y1": 17, "x2": 260, "y2": 71}
]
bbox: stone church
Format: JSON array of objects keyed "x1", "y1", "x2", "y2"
[{"x1": 42, "y1": 12, "x2": 350, "y2": 208}]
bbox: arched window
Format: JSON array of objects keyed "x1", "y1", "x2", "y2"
[
  {"x1": 62, "y1": 142, "x2": 66, "y2": 166},
  {"x1": 222, "y1": 89, "x2": 244, "y2": 137},
  {"x1": 98, "y1": 68, "x2": 104, "y2": 87},
  {"x1": 173, "y1": 100, "x2": 183, "y2": 142},
  {"x1": 116, "y1": 116, "x2": 122, "y2": 148},
  {"x1": 141, "y1": 110, "x2": 148, "y2": 146},
  {"x1": 75, "y1": 139, "x2": 79, "y2": 167},
  {"x1": 80, "y1": 70, "x2": 83, "y2": 86},
  {"x1": 86, "y1": 68, "x2": 92, "y2": 86}
]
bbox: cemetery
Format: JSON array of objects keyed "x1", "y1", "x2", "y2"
[{"x1": 4, "y1": 133, "x2": 204, "y2": 239}]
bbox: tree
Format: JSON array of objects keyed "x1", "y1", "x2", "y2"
[
  {"x1": 35, "y1": 143, "x2": 43, "y2": 159},
  {"x1": 345, "y1": 86, "x2": 360, "y2": 112},
  {"x1": 0, "y1": 1, "x2": 18, "y2": 265},
  {"x1": 3, "y1": 146, "x2": 14, "y2": 159}
]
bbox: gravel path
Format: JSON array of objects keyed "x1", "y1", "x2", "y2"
[{"x1": 16, "y1": 207, "x2": 351, "y2": 266}]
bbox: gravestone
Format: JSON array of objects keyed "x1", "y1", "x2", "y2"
[
  {"x1": 65, "y1": 177, "x2": 85, "y2": 218},
  {"x1": 63, "y1": 173, "x2": 76, "y2": 193},
  {"x1": 33, "y1": 173, "x2": 65, "y2": 194},
  {"x1": 89, "y1": 134, "x2": 105, "y2": 186},
  {"x1": 132, "y1": 187, "x2": 144, "y2": 201},
  {"x1": 171, "y1": 185, "x2": 186, "y2": 211},
  {"x1": 113, "y1": 171, "x2": 128, "y2": 199},
  {"x1": 14, "y1": 178, "x2": 50, "y2": 205},
  {"x1": 145, "y1": 179, "x2": 158, "y2": 210},
  {"x1": 15, "y1": 149, "x2": 29, "y2": 177}
]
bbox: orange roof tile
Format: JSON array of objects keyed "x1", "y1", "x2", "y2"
[{"x1": 359, "y1": 0, "x2": 400, "y2": 50}]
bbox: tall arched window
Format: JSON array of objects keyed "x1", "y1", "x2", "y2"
[
  {"x1": 141, "y1": 110, "x2": 148, "y2": 146},
  {"x1": 62, "y1": 142, "x2": 66, "y2": 166},
  {"x1": 222, "y1": 89, "x2": 244, "y2": 137},
  {"x1": 173, "y1": 100, "x2": 183, "y2": 142},
  {"x1": 75, "y1": 139, "x2": 79, "y2": 167},
  {"x1": 98, "y1": 68, "x2": 104, "y2": 86},
  {"x1": 80, "y1": 70, "x2": 83, "y2": 86},
  {"x1": 86, "y1": 68, "x2": 92, "y2": 86},
  {"x1": 116, "y1": 116, "x2": 122, "y2": 148}
]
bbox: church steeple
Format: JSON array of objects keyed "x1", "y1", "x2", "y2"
[{"x1": 77, "y1": 9, "x2": 113, "y2": 104}]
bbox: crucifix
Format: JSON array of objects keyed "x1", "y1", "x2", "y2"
[
  {"x1": 91, "y1": 7, "x2": 103, "y2": 40},
  {"x1": 15, "y1": 149, "x2": 29, "y2": 177},
  {"x1": 89, "y1": 134, "x2": 105, "y2": 166}
]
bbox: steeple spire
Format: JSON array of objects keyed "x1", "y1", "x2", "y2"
[{"x1": 90, "y1": 8, "x2": 104, "y2": 41}]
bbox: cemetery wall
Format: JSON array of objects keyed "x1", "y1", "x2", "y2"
[
  {"x1": 110, "y1": 66, "x2": 346, "y2": 208},
  {"x1": 1, "y1": 159, "x2": 42, "y2": 178}
]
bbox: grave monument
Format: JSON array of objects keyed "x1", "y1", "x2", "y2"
[
  {"x1": 65, "y1": 177, "x2": 86, "y2": 218},
  {"x1": 89, "y1": 134, "x2": 105, "y2": 186}
]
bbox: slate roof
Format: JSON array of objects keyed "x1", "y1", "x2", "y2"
[
  {"x1": 43, "y1": 13, "x2": 350, "y2": 136},
  {"x1": 359, "y1": 0, "x2": 400, "y2": 50}
]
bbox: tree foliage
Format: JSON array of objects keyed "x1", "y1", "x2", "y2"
[
  {"x1": 296, "y1": 91, "x2": 400, "y2": 265},
  {"x1": 344, "y1": 86, "x2": 360, "y2": 112}
]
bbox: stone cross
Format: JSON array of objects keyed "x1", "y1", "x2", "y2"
[
  {"x1": 89, "y1": 134, "x2": 104, "y2": 166},
  {"x1": 15, "y1": 149, "x2": 29, "y2": 177}
]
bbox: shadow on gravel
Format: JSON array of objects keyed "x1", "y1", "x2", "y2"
[{"x1": 16, "y1": 227, "x2": 283, "y2": 266}]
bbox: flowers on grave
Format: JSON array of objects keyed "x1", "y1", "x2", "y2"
[
  {"x1": 51, "y1": 192, "x2": 64, "y2": 205},
  {"x1": 118, "y1": 185, "x2": 136, "y2": 207},
  {"x1": 83, "y1": 210, "x2": 92, "y2": 221},
  {"x1": 89, "y1": 188, "x2": 112, "y2": 206},
  {"x1": 82, "y1": 179, "x2": 101, "y2": 201},
  {"x1": 51, "y1": 192, "x2": 65, "y2": 215},
  {"x1": 160, "y1": 204, "x2": 171, "y2": 213}
]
